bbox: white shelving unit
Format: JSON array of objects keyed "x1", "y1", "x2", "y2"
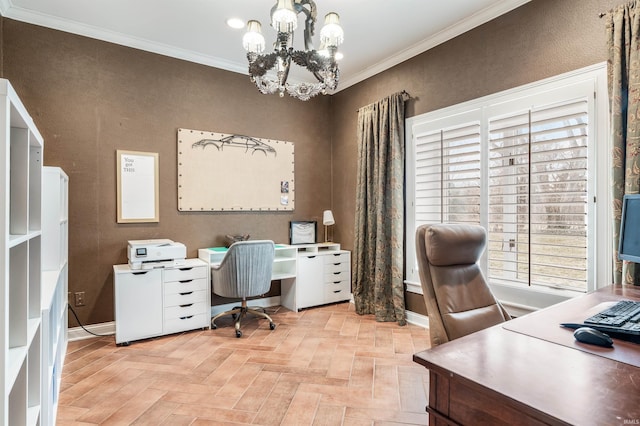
[
  {"x1": 0, "y1": 79, "x2": 44, "y2": 425},
  {"x1": 40, "y1": 167, "x2": 68, "y2": 426}
]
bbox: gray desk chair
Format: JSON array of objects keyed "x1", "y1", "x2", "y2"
[
  {"x1": 415, "y1": 223, "x2": 510, "y2": 347},
  {"x1": 210, "y1": 240, "x2": 276, "y2": 338}
]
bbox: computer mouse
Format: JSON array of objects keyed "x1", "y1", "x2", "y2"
[{"x1": 573, "y1": 327, "x2": 613, "y2": 348}]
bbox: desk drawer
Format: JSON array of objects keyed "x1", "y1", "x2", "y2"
[
  {"x1": 164, "y1": 266, "x2": 207, "y2": 282},
  {"x1": 325, "y1": 269, "x2": 349, "y2": 282},
  {"x1": 164, "y1": 313, "x2": 209, "y2": 334},
  {"x1": 324, "y1": 252, "x2": 350, "y2": 264},
  {"x1": 325, "y1": 280, "x2": 350, "y2": 303},
  {"x1": 324, "y1": 260, "x2": 349, "y2": 274},
  {"x1": 165, "y1": 289, "x2": 208, "y2": 307},
  {"x1": 165, "y1": 301, "x2": 208, "y2": 319},
  {"x1": 164, "y1": 278, "x2": 208, "y2": 294}
]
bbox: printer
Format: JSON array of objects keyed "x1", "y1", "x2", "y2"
[{"x1": 127, "y1": 239, "x2": 186, "y2": 269}]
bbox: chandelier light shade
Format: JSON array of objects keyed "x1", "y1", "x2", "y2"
[
  {"x1": 242, "y1": 20, "x2": 266, "y2": 54},
  {"x1": 243, "y1": 0, "x2": 344, "y2": 101},
  {"x1": 271, "y1": 0, "x2": 298, "y2": 33}
]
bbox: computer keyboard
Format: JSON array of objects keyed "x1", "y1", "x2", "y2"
[{"x1": 583, "y1": 300, "x2": 640, "y2": 335}]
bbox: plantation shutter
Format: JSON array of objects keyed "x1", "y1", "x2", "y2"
[
  {"x1": 487, "y1": 99, "x2": 589, "y2": 291},
  {"x1": 414, "y1": 122, "x2": 481, "y2": 226}
]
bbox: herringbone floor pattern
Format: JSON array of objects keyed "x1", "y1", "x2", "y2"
[{"x1": 57, "y1": 302, "x2": 431, "y2": 425}]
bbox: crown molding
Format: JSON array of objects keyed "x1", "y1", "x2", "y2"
[
  {"x1": 0, "y1": 0, "x2": 531, "y2": 92},
  {"x1": 0, "y1": 3, "x2": 249, "y2": 75},
  {"x1": 0, "y1": 0, "x2": 11, "y2": 16},
  {"x1": 337, "y1": 0, "x2": 531, "y2": 91}
]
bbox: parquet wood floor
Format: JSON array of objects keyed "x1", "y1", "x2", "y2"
[{"x1": 57, "y1": 302, "x2": 431, "y2": 425}]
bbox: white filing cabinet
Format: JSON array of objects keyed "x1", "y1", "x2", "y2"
[
  {"x1": 113, "y1": 258, "x2": 209, "y2": 345},
  {"x1": 296, "y1": 249, "x2": 351, "y2": 310},
  {"x1": 276, "y1": 243, "x2": 352, "y2": 312}
]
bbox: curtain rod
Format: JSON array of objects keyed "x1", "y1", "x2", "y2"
[{"x1": 356, "y1": 90, "x2": 411, "y2": 112}]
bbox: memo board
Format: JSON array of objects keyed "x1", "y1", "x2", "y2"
[{"x1": 177, "y1": 128, "x2": 295, "y2": 211}]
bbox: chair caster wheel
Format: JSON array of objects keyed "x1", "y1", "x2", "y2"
[
  {"x1": 232, "y1": 314, "x2": 237, "y2": 320},
  {"x1": 269, "y1": 322, "x2": 276, "y2": 330},
  {"x1": 235, "y1": 330, "x2": 242, "y2": 338},
  {"x1": 211, "y1": 321, "x2": 217, "y2": 330}
]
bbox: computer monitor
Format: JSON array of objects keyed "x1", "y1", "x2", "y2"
[{"x1": 619, "y1": 194, "x2": 640, "y2": 263}]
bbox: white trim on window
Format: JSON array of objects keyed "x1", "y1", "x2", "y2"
[{"x1": 405, "y1": 63, "x2": 610, "y2": 311}]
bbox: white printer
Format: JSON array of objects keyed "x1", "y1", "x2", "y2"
[{"x1": 127, "y1": 239, "x2": 186, "y2": 269}]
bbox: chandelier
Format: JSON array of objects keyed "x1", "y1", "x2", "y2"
[{"x1": 242, "y1": 0, "x2": 344, "y2": 101}]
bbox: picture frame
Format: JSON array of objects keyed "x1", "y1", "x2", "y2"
[
  {"x1": 116, "y1": 150, "x2": 159, "y2": 223},
  {"x1": 289, "y1": 221, "x2": 317, "y2": 245}
]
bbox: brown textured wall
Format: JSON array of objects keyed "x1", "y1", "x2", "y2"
[
  {"x1": 329, "y1": 0, "x2": 623, "y2": 316},
  {"x1": 1, "y1": 19, "x2": 332, "y2": 326},
  {"x1": 0, "y1": 0, "x2": 626, "y2": 324}
]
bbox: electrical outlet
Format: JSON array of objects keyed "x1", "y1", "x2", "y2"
[{"x1": 74, "y1": 291, "x2": 85, "y2": 307}]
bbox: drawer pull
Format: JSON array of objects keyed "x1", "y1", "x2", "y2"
[
  {"x1": 179, "y1": 279, "x2": 193, "y2": 283},
  {"x1": 333, "y1": 263, "x2": 341, "y2": 266},
  {"x1": 180, "y1": 303, "x2": 194, "y2": 308},
  {"x1": 179, "y1": 267, "x2": 194, "y2": 271},
  {"x1": 307, "y1": 255, "x2": 316, "y2": 259},
  {"x1": 333, "y1": 281, "x2": 341, "y2": 284},
  {"x1": 333, "y1": 290, "x2": 342, "y2": 293},
  {"x1": 132, "y1": 271, "x2": 148, "y2": 275},
  {"x1": 180, "y1": 315, "x2": 194, "y2": 320},
  {"x1": 333, "y1": 253, "x2": 341, "y2": 256},
  {"x1": 333, "y1": 272, "x2": 342, "y2": 275},
  {"x1": 179, "y1": 291, "x2": 193, "y2": 296}
]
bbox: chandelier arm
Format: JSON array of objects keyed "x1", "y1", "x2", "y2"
[
  {"x1": 293, "y1": 0, "x2": 317, "y2": 51},
  {"x1": 248, "y1": 52, "x2": 278, "y2": 77},
  {"x1": 278, "y1": 53, "x2": 292, "y2": 90}
]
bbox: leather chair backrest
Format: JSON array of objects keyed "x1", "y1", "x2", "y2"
[{"x1": 416, "y1": 224, "x2": 510, "y2": 346}]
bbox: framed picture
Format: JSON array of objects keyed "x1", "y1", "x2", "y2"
[
  {"x1": 116, "y1": 150, "x2": 159, "y2": 223},
  {"x1": 289, "y1": 221, "x2": 317, "y2": 245}
]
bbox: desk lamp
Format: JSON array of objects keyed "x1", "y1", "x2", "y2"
[{"x1": 323, "y1": 210, "x2": 335, "y2": 242}]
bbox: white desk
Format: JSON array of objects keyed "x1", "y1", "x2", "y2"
[{"x1": 198, "y1": 243, "x2": 351, "y2": 312}]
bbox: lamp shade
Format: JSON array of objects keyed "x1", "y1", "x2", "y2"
[{"x1": 323, "y1": 210, "x2": 335, "y2": 226}]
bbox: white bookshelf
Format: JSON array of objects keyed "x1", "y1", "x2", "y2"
[
  {"x1": 40, "y1": 167, "x2": 68, "y2": 426},
  {"x1": 0, "y1": 79, "x2": 44, "y2": 425}
]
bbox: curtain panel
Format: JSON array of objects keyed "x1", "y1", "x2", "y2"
[
  {"x1": 607, "y1": 1, "x2": 640, "y2": 285},
  {"x1": 353, "y1": 91, "x2": 409, "y2": 324}
]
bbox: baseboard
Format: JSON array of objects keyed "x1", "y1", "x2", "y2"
[
  {"x1": 406, "y1": 310, "x2": 429, "y2": 329},
  {"x1": 68, "y1": 321, "x2": 115, "y2": 341},
  {"x1": 68, "y1": 297, "x2": 426, "y2": 342}
]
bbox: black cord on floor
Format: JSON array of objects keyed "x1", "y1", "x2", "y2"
[{"x1": 67, "y1": 303, "x2": 112, "y2": 337}]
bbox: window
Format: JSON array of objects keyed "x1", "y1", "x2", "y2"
[{"x1": 406, "y1": 64, "x2": 609, "y2": 312}]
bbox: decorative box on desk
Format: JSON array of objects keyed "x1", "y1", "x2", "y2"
[
  {"x1": 199, "y1": 243, "x2": 351, "y2": 312},
  {"x1": 113, "y1": 258, "x2": 210, "y2": 345}
]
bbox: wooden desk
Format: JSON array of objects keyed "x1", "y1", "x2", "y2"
[{"x1": 413, "y1": 285, "x2": 640, "y2": 426}]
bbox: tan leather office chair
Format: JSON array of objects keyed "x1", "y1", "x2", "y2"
[
  {"x1": 210, "y1": 240, "x2": 276, "y2": 338},
  {"x1": 416, "y1": 223, "x2": 510, "y2": 346}
]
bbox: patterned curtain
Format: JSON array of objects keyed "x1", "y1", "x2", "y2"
[
  {"x1": 608, "y1": 1, "x2": 640, "y2": 285},
  {"x1": 353, "y1": 91, "x2": 409, "y2": 325}
]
